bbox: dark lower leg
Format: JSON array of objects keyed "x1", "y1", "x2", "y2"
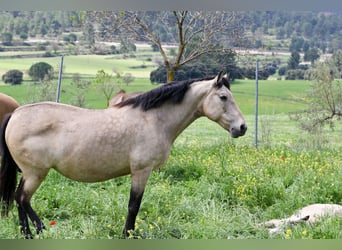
[
  {"x1": 17, "y1": 204, "x2": 33, "y2": 239},
  {"x1": 23, "y1": 200, "x2": 45, "y2": 234},
  {"x1": 123, "y1": 189, "x2": 144, "y2": 237},
  {"x1": 15, "y1": 178, "x2": 45, "y2": 237},
  {"x1": 15, "y1": 179, "x2": 32, "y2": 238}
]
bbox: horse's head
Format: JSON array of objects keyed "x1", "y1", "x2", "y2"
[{"x1": 202, "y1": 72, "x2": 247, "y2": 138}]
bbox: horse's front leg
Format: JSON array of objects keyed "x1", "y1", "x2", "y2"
[
  {"x1": 123, "y1": 167, "x2": 152, "y2": 238},
  {"x1": 123, "y1": 188, "x2": 144, "y2": 237}
]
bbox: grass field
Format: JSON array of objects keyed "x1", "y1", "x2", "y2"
[
  {"x1": 0, "y1": 78, "x2": 309, "y2": 113},
  {"x1": 0, "y1": 52, "x2": 159, "y2": 79},
  {"x1": 0, "y1": 117, "x2": 341, "y2": 239},
  {"x1": 0, "y1": 53, "x2": 341, "y2": 239}
]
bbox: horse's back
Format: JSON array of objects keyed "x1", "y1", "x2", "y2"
[
  {"x1": 7, "y1": 102, "x2": 88, "y2": 140},
  {"x1": 6, "y1": 101, "x2": 114, "y2": 151}
]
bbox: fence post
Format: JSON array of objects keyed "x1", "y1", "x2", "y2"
[
  {"x1": 254, "y1": 59, "x2": 259, "y2": 148},
  {"x1": 56, "y1": 55, "x2": 64, "y2": 103}
]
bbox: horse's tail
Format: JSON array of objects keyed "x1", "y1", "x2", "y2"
[{"x1": 0, "y1": 113, "x2": 18, "y2": 216}]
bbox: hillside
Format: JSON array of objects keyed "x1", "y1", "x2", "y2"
[{"x1": 1, "y1": 11, "x2": 341, "y2": 53}]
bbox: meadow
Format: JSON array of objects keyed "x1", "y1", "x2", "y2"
[{"x1": 0, "y1": 52, "x2": 341, "y2": 239}]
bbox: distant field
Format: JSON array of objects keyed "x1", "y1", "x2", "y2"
[
  {"x1": 0, "y1": 50, "x2": 308, "y2": 113},
  {"x1": 0, "y1": 53, "x2": 159, "y2": 79},
  {"x1": 0, "y1": 78, "x2": 309, "y2": 114},
  {"x1": 231, "y1": 79, "x2": 309, "y2": 115}
]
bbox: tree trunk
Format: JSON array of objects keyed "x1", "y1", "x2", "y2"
[{"x1": 167, "y1": 68, "x2": 175, "y2": 82}]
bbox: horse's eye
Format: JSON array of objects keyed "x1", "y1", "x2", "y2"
[{"x1": 220, "y1": 96, "x2": 228, "y2": 101}]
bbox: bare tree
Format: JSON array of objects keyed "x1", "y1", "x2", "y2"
[
  {"x1": 291, "y1": 60, "x2": 342, "y2": 132},
  {"x1": 85, "y1": 11, "x2": 244, "y2": 82}
]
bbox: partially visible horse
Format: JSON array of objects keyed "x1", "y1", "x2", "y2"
[
  {"x1": 0, "y1": 93, "x2": 19, "y2": 124},
  {"x1": 0, "y1": 72, "x2": 247, "y2": 238},
  {"x1": 109, "y1": 89, "x2": 143, "y2": 107}
]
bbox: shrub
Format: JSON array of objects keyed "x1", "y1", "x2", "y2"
[
  {"x1": 285, "y1": 69, "x2": 305, "y2": 80},
  {"x1": 63, "y1": 33, "x2": 77, "y2": 43},
  {"x1": 150, "y1": 63, "x2": 240, "y2": 83},
  {"x1": 1, "y1": 32, "x2": 13, "y2": 46},
  {"x1": 278, "y1": 66, "x2": 287, "y2": 76},
  {"x1": 2, "y1": 69, "x2": 23, "y2": 85},
  {"x1": 122, "y1": 73, "x2": 135, "y2": 85},
  {"x1": 42, "y1": 51, "x2": 54, "y2": 57},
  {"x1": 150, "y1": 64, "x2": 215, "y2": 83},
  {"x1": 242, "y1": 65, "x2": 272, "y2": 80},
  {"x1": 28, "y1": 62, "x2": 54, "y2": 81}
]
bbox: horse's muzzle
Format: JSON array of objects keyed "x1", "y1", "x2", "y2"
[{"x1": 230, "y1": 123, "x2": 247, "y2": 138}]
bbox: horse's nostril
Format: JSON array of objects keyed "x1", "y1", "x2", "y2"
[{"x1": 240, "y1": 123, "x2": 247, "y2": 133}]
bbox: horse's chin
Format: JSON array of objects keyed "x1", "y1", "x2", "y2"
[
  {"x1": 230, "y1": 133, "x2": 240, "y2": 138},
  {"x1": 230, "y1": 130, "x2": 246, "y2": 138}
]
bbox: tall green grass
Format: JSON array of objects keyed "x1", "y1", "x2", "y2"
[{"x1": 1, "y1": 136, "x2": 341, "y2": 239}]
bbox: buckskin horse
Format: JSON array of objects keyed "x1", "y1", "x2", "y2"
[{"x1": 0, "y1": 72, "x2": 246, "y2": 238}]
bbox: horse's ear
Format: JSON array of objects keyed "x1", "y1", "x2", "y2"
[
  {"x1": 223, "y1": 73, "x2": 230, "y2": 80},
  {"x1": 213, "y1": 71, "x2": 224, "y2": 87}
]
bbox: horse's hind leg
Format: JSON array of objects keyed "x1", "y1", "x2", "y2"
[
  {"x1": 15, "y1": 176, "x2": 46, "y2": 238},
  {"x1": 15, "y1": 178, "x2": 33, "y2": 238}
]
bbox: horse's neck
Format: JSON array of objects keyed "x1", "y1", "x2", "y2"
[{"x1": 155, "y1": 80, "x2": 212, "y2": 142}]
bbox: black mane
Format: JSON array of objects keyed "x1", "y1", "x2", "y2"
[{"x1": 116, "y1": 76, "x2": 216, "y2": 111}]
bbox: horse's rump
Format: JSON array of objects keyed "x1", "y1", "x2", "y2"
[{"x1": 0, "y1": 93, "x2": 19, "y2": 124}]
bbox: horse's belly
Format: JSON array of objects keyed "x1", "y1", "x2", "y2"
[{"x1": 54, "y1": 158, "x2": 131, "y2": 183}]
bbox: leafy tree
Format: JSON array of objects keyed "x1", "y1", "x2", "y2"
[
  {"x1": 289, "y1": 37, "x2": 304, "y2": 52},
  {"x1": 287, "y1": 51, "x2": 300, "y2": 70},
  {"x1": 81, "y1": 15, "x2": 95, "y2": 48},
  {"x1": 2, "y1": 69, "x2": 23, "y2": 85},
  {"x1": 241, "y1": 65, "x2": 274, "y2": 80},
  {"x1": 122, "y1": 73, "x2": 134, "y2": 86},
  {"x1": 151, "y1": 43, "x2": 159, "y2": 52},
  {"x1": 304, "y1": 48, "x2": 320, "y2": 64},
  {"x1": 63, "y1": 33, "x2": 77, "y2": 43},
  {"x1": 1, "y1": 32, "x2": 13, "y2": 45},
  {"x1": 303, "y1": 22, "x2": 314, "y2": 38},
  {"x1": 19, "y1": 32, "x2": 28, "y2": 41},
  {"x1": 255, "y1": 40, "x2": 263, "y2": 49},
  {"x1": 28, "y1": 62, "x2": 54, "y2": 81},
  {"x1": 276, "y1": 28, "x2": 285, "y2": 39},
  {"x1": 93, "y1": 70, "x2": 118, "y2": 106},
  {"x1": 331, "y1": 50, "x2": 342, "y2": 78},
  {"x1": 119, "y1": 39, "x2": 136, "y2": 54}
]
